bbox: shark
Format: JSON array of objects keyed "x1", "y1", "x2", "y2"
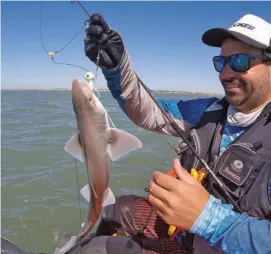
[{"x1": 55, "y1": 72, "x2": 142, "y2": 253}]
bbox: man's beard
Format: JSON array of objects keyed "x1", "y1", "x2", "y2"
[
  {"x1": 222, "y1": 78, "x2": 250, "y2": 107},
  {"x1": 222, "y1": 77, "x2": 270, "y2": 112}
]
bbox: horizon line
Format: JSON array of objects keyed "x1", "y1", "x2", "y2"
[{"x1": 1, "y1": 88, "x2": 223, "y2": 96}]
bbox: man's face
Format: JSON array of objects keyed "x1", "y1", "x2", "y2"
[{"x1": 219, "y1": 38, "x2": 271, "y2": 113}]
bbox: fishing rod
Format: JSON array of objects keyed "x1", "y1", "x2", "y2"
[
  {"x1": 135, "y1": 74, "x2": 241, "y2": 212},
  {"x1": 71, "y1": 0, "x2": 242, "y2": 214},
  {"x1": 71, "y1": 0, "x2": 91, "y2": 18}
]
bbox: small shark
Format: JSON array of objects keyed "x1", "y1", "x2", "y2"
[{"x1": 56, "y1": 72, "x2": 142, "y2": 253}]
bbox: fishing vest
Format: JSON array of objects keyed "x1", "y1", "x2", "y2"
[
  {"x1": 177, "y1": 98, "x2": 271, "y2": 253},
  {"x1": 95, "y1": 98, "x2": 271, "y2": 254}
]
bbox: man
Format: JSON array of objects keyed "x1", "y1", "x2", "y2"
[{"x1": 84, "y1": 13, "x2": 271, "y2": 253}]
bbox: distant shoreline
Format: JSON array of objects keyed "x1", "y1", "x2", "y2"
[{"x1": 1, "y1": 88, "x2": 223, "y2": 97}]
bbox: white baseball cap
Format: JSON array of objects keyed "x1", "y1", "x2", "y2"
[{"x1": 202, "y1": 14, "x2": 271, "y2": 57}]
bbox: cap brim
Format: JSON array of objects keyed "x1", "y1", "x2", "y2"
[
  {"x1": 202, "y1": 28, "x2": 269, "y2": 52},
  {"x1": 202, "y1": 28, "x2": 237, "y2": 47}
]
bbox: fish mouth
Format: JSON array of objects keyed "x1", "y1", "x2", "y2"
[{"x1": 72, "y1": 79, "x2": 94, "y2": 105}]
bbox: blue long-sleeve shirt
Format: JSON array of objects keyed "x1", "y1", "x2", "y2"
[
  {"x1": 190, "y1": 195, "x2": 271, "y2": 254},
  {"x1": 102, "y1": 50, "x2": 271, "y2": 253}
]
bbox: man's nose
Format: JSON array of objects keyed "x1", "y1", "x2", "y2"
[{"x1": 219, "y1": 61, "x2": 236, "y2": 80}]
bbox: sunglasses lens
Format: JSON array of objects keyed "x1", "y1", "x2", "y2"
[
  {"x1": 213, "y1": 56, "x2": 225, "y2": 72},
  {"x1": 230, "y1": 54, "x2": 249, "y2": 72}
]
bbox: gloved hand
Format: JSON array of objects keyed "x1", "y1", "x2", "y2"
[{"x1": 84, "y1": 13, "x2": 124, "y2": 69}]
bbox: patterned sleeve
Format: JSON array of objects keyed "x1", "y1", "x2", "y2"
[
  {"x1": 102, "y1": 49, "x2": 219, "y2": 137},
  {"x1": 189, "y1": 195, "x2": 271, "y2": 254}
]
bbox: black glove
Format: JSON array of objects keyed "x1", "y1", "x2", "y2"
[{"x1": 84, "y1": 13, "x2": 124, "y2": 69}]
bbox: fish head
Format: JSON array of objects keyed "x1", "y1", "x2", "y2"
[{"x1": 72, "y1": 78, "x2": 99, "y2": 115}]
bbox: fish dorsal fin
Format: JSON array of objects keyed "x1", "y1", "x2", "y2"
[
  {"x1": 80, "y1": 185, "x2": 116, "y2": 207},
  {"x1": 64, "y1": 134, "x2": 84, "y2": 162},
  {"x1": 107, "y1": 128, "x2": 142, "y2": 161}
]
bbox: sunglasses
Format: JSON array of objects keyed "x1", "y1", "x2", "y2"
[{"x1": 213, "y1": 54, "x2": 271, "y2": 73}]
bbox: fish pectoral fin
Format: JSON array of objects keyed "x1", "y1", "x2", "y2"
[
  {"x1": 80, "y1": 185, "x2": 116, "y2": 207},
  {"x1": 107, "y1": 128, "x2": 142, "y2": 161},
  {"x1": 64, "y1": 134, "x2": 84, "y2": 162}
]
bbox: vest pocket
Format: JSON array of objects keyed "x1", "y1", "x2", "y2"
[{"x1": 212, "y1": 142, "x2": 267, "y2": 199}]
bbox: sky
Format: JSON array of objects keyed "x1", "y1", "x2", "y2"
[{"x1": 1, "y1": 1, "x2": 271, "y2": 93}]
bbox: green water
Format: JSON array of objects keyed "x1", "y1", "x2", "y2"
[{"x1": 1, "y1": 90, "x2": 209, "y2": 253}]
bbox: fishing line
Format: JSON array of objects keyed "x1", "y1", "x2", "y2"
[
  {"x1": 106, "y1": 112, "x2": 116, "y2": 129},
  {"x1": 157, "y1": 133, "x2": 180, "y2": 155},
  {"x1": 40, "y1": 2, "x2": 89, "y2": 72},
  {"x1": 92, "y1": 86, "x2": 101, "y2": 99},
  {"x1": 92, "y1": 48, "x2": 116, "y2": 129},
  {"x1": 51, "y1": 58, "x2": 89, "y2": 72},
  {"x1": 74, "y1": 159, "x2": 83, "y2": 230},
  {"x1": 40, "y1": 2, "x2": 85, "y2": 54},
  {"x1": 92, "y1": 47, "x2": 102, "y2": 99},
  {"x1": 74, "y1": 158, "x2": 84, "y2": 254},
  {"x1": 71, "y1": 131, "x2": 86, "y2": 254}
]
